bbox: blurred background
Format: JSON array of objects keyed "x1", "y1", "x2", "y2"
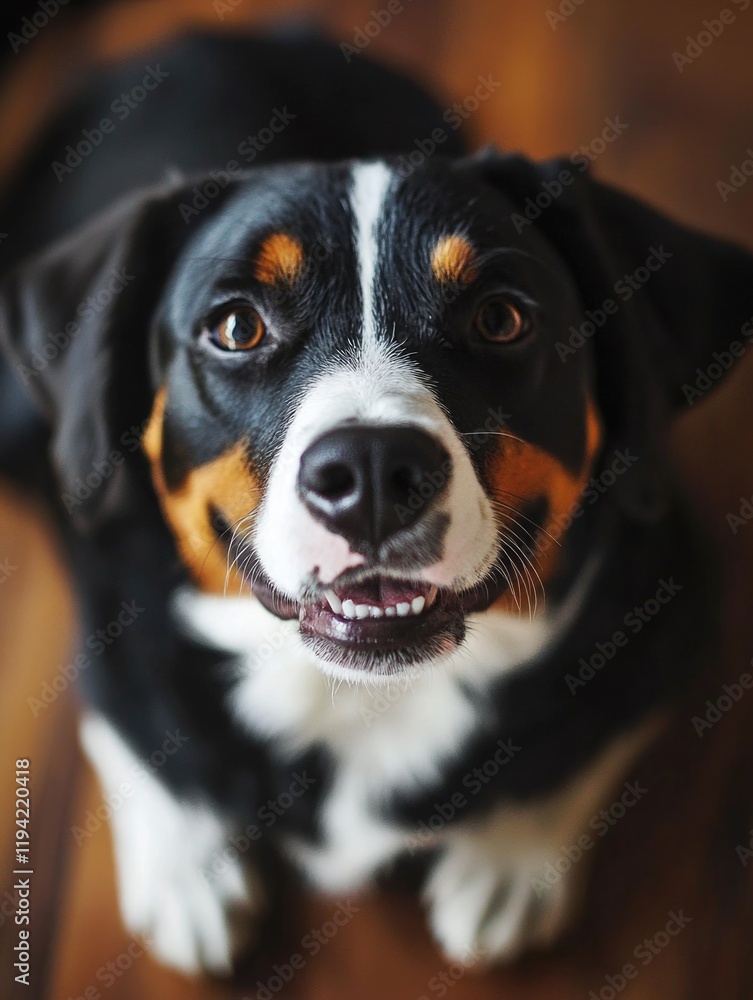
[{"x1": 1, "y1": 1, "x2": 753, "y2": 998}]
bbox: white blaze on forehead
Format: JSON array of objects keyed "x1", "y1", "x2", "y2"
[{"x1": 350, "y1": 161, "x2": 393, "y2": 346}]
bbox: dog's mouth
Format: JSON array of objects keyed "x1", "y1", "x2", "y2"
[{"x1": 248, "y1": 569, "x2": 509, "y2": 676}]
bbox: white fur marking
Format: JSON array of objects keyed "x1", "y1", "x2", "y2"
[
  {"x1": 79, "y1": 714, "x2": 263, "y2": 976},
  {"x1": 350, "y1": 161, "x2": 393, "y2": 346}
]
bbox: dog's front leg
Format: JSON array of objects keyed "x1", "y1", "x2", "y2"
[
  {"x1": 423, "y1": 720, "x2": 659, "y2": 964},
  {"x1": 79, "y1": 713, "x2": 265, "y2": 976}
]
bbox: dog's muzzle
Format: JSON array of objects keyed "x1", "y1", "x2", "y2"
[{"x1": 240, "y1": 424, "x2": 511, "y2": 678}]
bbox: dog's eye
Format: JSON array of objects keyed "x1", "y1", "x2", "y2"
[
  {"x1": 473, "y1": 297, "x2": 527, "y2": 344},
  {"x1": 208, "y1": 308, "x2": 266, "y2": 351}
]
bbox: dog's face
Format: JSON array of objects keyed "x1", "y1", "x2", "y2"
[
  {"x1": 5, "y1": 151, "x2": 752, "y2": 682},
  {"x1": 142, "y1": 158, "x2": 602, "y2": 679}
]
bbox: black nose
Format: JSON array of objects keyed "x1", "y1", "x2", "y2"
[{"x1": 297, "y1": 426, "x2": 451, "y2": 550}]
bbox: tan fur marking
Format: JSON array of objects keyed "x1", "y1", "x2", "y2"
[
  {"x1": 431, "y1": 234, "x2": 478, "y2": 286},
  {"x1": 143, "y1": 387, "x2": 259, "y2": 594},
  {"x1": 254, "y1": 232, "x2": 304, "y2": 285},
  {"x1": 490, "y1": 396, "x2": 604, "y2": 612}
]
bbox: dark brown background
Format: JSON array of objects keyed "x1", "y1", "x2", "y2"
[{"x1": 1, "y1": 2, "x2": 753, "y2": 998}]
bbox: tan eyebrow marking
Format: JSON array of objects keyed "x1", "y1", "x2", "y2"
[
  {"x1": 253, "y1": 233, "x2": 304, "y2": 285},
  {"x1": 431, "y1": 234, "x2": 478, "y2": 286}
]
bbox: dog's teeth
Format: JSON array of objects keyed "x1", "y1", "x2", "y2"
[
  {"x1": 298, "y1": 606, "x2": 305, "y2": 622},
  {"x1": 323, "y1": 588, "x2": 433, "y2": 622},
  {"x1": 324, "y1": 589, "x2": 343, "y2": 615}
]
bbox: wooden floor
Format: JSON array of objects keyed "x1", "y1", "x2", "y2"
[{"x1": 2, "y1": 2, "x2": 753, "y2": 998}]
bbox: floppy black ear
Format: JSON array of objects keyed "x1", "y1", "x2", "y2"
[
  {"x1": 472, "y1": 150, "x2": 753, "y2": 518},
  {"x1": 0, "y1": 180, "x2": 237, "y2": 531}
]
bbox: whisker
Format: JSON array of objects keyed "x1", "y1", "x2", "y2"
[
  {"x1": 504, "y1": 530, "x2": 546, "y2": 614},
  {"x1": 489, "y1": 501, "x2": 544, "y2": 545},
  {"x1": 489, "y1": 494, "x2": 561, "y2": 547},
  {"x1": 490, "y1": 507, "x2": 547, "y2": 618},
  {"x1": 225, "y1": 511, "x2": 259, "y2": 592},
  {"x1": 461, "y1": 431, "x2": 528, "y2": 447},
  {"x1": 189, "y1": 507, "x2": 256, "y2": 594},
  {"x1": 504, "y1": 539, "x2": 542, "y2": 618}
]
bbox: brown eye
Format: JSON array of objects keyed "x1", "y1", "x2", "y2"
[
  {"x1": 474, "y1": 297, "x2": 527, "y2": 344},
  {"x1": 209, "y1": 307, "x2": 266, "y2": 351}
]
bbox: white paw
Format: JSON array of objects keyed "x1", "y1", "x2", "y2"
[
  {"x1": 424, "y1": 842, "x2": 573, "y2": 964},
  {"x1": 80, "y1": 715, "x2": 264, "y2": 976},
  {"x1": 116, "y1": 800, "x2": 263, "y2": 976}
]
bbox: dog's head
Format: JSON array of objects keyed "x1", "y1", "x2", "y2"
[{"x1": 3, "y1": 152, "x2": 752, "y2": 680}]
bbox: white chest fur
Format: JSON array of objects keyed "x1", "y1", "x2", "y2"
[{"x1": 173, "y1": 588, "x2": 559, "y2": 889}]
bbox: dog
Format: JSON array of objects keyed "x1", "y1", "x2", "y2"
[{"x1": 1, "y1": 28, "x2": 752, "y2": 977}]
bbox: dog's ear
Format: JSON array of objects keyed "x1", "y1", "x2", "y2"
[
  {"x1": 0, "y1": 180, "x2": 237, "y2": 531},
  {"x1": 471, "y1": 150, "x2": 753, "y2": 519}
]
